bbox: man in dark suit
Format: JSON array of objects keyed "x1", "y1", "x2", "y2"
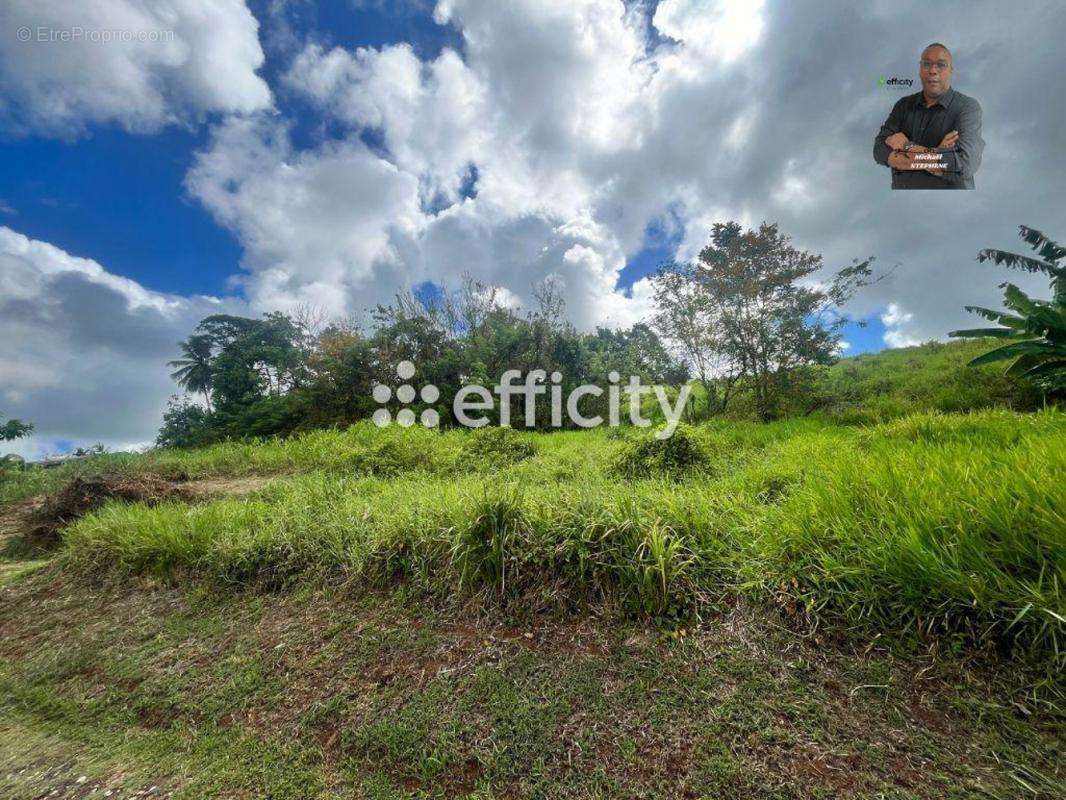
[{"x1": 873, "y1": 43, "x2": 984, "y2": 189}]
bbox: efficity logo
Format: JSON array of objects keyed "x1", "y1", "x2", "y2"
[
  {"x1": 372, "y1": 361, "x2": 691, "y2": 439},
  {"x1": 372, "y1": 360, "x2": 441, "y2": 429},
  {"x1": 878, "y1": 76, "x2": 914, "y2": 89}
]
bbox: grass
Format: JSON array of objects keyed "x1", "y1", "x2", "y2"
[
  {"x1": 26, "y1": 409, "x2": 1060, "y2": 674},
  {"x1": 1, "y1": 392, "x2": 1064, "y2": 795},
  {"x1": 2, "y1": 339, "x2": 1041, "y2": 507},
  {"x1": 805, "y1": 339, "x2": 1046, "y2": 423},
  {"x1": 0, "y1": 423, "x2": 461, "y2": 505},
  {"x1": 667, "y1": 340, "x2": 1046, "y2": 424},
  {"x1": 0, "y1": 575, "x2": 1061, "y2": 798}
]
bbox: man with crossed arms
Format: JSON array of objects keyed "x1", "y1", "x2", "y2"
[{"x1": 873, "y1": 43, "x2": 985, "y2": 189}]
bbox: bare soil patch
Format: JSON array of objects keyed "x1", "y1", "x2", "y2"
[
  {"x1": 1, "y1": 473, "x2": 274, "y2": 553},
  {"x1": 31, "y1": 474, "x2": 193, "y2": 546}
]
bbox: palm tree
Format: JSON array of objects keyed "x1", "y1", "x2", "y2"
[
  {"x1": 168, "y1": 335, "x2": 216, "y2": 411},
  {"x1": 950, "y1": 226, "x2": 1066, "y2": 393},
  {"x1": 0, "y1": 415, "x2": 32, "y2": 441}
]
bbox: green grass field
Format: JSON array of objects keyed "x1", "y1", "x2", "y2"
[
  {"x1": 1, "y1": 343, "x2": 1063, "y2": 798},
  {"x1": 29, "y1": 410, "x2": 1062, "y2": 670}
]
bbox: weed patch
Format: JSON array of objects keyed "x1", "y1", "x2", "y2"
[
  {"x1": 461, "y1": 426, "x2": 537, "y2": 467},
  {"x1": 616, "y1": 423, "x2": 713, "y2": 479}
]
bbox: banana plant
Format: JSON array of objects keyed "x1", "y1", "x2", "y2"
[{"x1": 950, "y1": 226, "x2": 1066, "y2": 392}]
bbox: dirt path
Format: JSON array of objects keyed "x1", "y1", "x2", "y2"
[{"x1": 0, "y1": 474, "x2": 276, "y2": 552}]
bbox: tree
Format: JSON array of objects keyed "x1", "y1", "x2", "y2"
[
  {"x1": 156, "y1": 397, "x2": 213, "y2": 449},
  {"x1": 653, "y1": 222, "x2": 876, "y2": 420},
  {"x1": 168, "y1": 334, "x2": 215, "y2": 411},
  {"x1": 198, "y1": 313, "x2": 311, "y2": 406},
  {"x1": 650, "y1": 261, "x2": 741, "y2": 415},
  {"x1": 160, "y1": 313, "x2": 316, "y2": 445},
  {"x1": 949, "y1": 225, "x2": 1066, "y2": 394},
  {"x1": 158, "y1": 278, "x2": 693, "y2": 441},
  {"x1": 1, "y1": 416, "x2": 33, "y2": 442},
  {"x1": 302, "y1": 325, "x2": 379, "y2": 428}
]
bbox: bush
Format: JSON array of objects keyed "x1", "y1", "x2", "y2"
[
  {"x1": 461, "y1": 427, "x2": 537, "y2": 467},
  {"x1": 617, "y1": 423, "x2": 712, "y2": 479},
  {"x1": 156, "y1": 397, "x2": 213, "y2": 448}
]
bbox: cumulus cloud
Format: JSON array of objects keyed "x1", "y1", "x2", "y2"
[
  {"x1": 199, "y1": 0, "x2": 1065, "y2": 349},
  {"x1": 0, "y1": 227, "x2": 244, "y2": 457},
  {"x1": 6, "y1": 0, "x2": 1066, "y2": 452},
  {"x1": 185, "y1": 114, "x2": 425, "y2": 318},
  {"x1": 652, "y1": 0, "x2": 766, "y2": 63},
  {"x1": 0, "y1": 0, "x2": 271, "y2": 136},
  {"x1": 195, "y1": 0, "x2": 717, "y2": 328},
  {"x1": 284, "y1": 42, "x2": 486, "y2": 206}
]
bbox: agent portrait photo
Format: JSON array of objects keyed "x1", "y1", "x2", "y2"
[{"x1": 873, "y1": 43, "x2": 985, "y2": 189}]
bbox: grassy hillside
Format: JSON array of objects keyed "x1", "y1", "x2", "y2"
[
  {"x1": 809, "y1": 339, "x2": 1045, "y2": 422},
  {"x1": 0, "y1": 342, "x2": 1063, "y2": 798},
  {"x1": 35, "y1": 412, "x2": 1059, "y2": 667},
  {"x1": 641, "y1": 339, "x2": 1044, "y2": 425}
]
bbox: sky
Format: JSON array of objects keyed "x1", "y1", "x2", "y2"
[{"x1": 1, "y1": 0, "x2": 1065, "y2": 458}]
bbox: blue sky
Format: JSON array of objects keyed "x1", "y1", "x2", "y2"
[
  {"x1": 0, "y1": 0, "x2": 466, "y2": 299},
  {"x1": 3, "y1": 0, "x2": 1063, "y2": 455},
  {"x1": 0, "y1": 0, "x2": 888, "y2": 346}
]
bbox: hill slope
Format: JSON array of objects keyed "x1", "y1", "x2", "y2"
[{"x1": 0, "y1": 342, "x2": 1063, "y2": 799}]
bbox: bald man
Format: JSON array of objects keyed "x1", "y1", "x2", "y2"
[{"x1": 874, "y1": 43, "x2": 985, "y2": 189}]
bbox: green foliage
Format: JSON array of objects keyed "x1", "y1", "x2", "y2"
[
  {"x1": 461, "y1": 426, "x2": 537, "y2": 466},
  {"x1": 167, "y1": 334, "x2": 214, "y2": 410},
  {"x1": 951, "y1": 225, "x2": 1066, "y2": 394},
  {"x1": 300, "y1": 327, "x2": 378, "y2": 428},
  {"x1": 623, "y1": 521, "x2": 696, "y2": 618},
  {"x1": 0, "y1": 416, "x2": 32, "y2": 442},
  {"x1": 155, "y1": 397, "x2": 213, "y2": 449},
  {"x1": 651, "y1": 221, "x2": 877, "y2": 420},
  {"x1": 794, "y1": 340, "x2": 1043, "y2": 423},
  {"x1": 158, "y1": 288, "x2": 687, "y2": 446},
  {"x1": 208, "y1": 393, "x2": 306, "y2": 441},
  {"x1": 451, "y1": 490, "x2": 526, "y2": 594},
  {"x1": 158, "y1": 312, "x2": 314, "y2": 447},
  {"x1": 616, "y1": 423, "x2": 712, "y2": 479},
  {"x1": 59, "y1": 409, "x2": 1066, "y2": 668},
  {"x1": 756, "y1": 412, "x2": 1066, "y2": 663}
]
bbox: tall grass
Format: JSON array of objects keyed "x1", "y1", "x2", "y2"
[
  {"x1": 0, "y1": 424, "x2": 463, "y2": 505},
  {"x1": 57, "y1": 409, "x2": 1066, "y2": 668}
]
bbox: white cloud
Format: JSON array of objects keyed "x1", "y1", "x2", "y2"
[
  {"x1": 881, "y1": 303, "x2": 921, "y2": 348},
  {"x1": 193, "y1": 0, "x2": 751, "y2": 330},
  {"x1": 652, "y1": 0, "x2": 766, "y2": 64},
  {"x1": 185, "y1": 114, "x2": 426, "y2": 318},
  {"x1": 285, "y1": 42, "x2": 487, "y2": 206},
  {"x1": 0, "y1": 0, "x2": 271, "y2": 135},
  {"x1": 0, "y1": 227, "x2": 244, "y2": 456},
  {"x1": 185, "y1": 0, "x2": 1064, "y2": 349}
]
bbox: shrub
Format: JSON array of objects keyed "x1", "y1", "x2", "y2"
[
  {"x1": 461, "y1": 427, "x2": 537, "y2": 467},
  {"x1": 617, "y1": 423, "x2": 712, "y2": 479},
  {"x1": 156, "y1": 397, "x2": 213, "y2": 448}
]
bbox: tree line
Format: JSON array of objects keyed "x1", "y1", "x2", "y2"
[
  {"x1": 158, "y1": 221, "x2": 878, "y2": 446},
  {"x1": 155, "y1": 221, "x2": 1063, "y2": 447}
]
